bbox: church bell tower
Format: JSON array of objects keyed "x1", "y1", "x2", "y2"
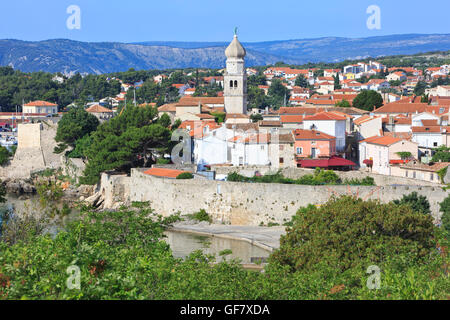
[{"x1": 224, "y1": 29, "x2": 247, "y2": 114}]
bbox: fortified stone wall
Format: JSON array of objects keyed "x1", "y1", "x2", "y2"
[
  {"x1": 210, "y1": 165, "x2": 441, "y2": 187},
  {"x1": 100, "y1": 169, "x2": 449, "y2": 226},
  {"x1": 0, "y1": 122, "x2": 61, "y2": 180}
]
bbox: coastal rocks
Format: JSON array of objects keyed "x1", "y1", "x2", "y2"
[{"x1": 4, "y1": 179, "x2": 36, "y2": 195}]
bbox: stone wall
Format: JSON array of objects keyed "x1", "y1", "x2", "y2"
[
  {"x1": 210, "y1": 165, "x2": 442, "y2": 187},
  {"x1": 0, "y1": 122, "x2": 61, "y2": 180},
  {"x1": 100, "y1": 169, "x2": 449, "y2": 226}
]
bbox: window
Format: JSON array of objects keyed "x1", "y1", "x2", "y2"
[
  {"x1": 261, "y1": 145, "x2": 265, "y2": 150},
  {"x1": 430, "y1": 173, "x2": 434, "y2": 181},
  {"x1": 433, "y1": 142, "x2": 438, "y2": 147},
  {"x1": 296, "y1": 147, "x2": 303, "y2": 154},
  {"x1": 413, "y1": 171, "x2": 416, "y2": 178},
  {"x1": 405, "y1": 171, "x2": 408, "y2": 177},
  {"x1": 234, "y1": 80, "x2": 238, "y2": 88},
  {"x1": 230, "y1": 80, "x2": 234, "y2": 88},
  {"x1": 279, "y1": 158, "x2": 284, "y2": 164}
]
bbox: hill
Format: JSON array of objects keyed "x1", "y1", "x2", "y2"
[{"x1": 0, "y1": 34, "x2": 450, "y2": 74}]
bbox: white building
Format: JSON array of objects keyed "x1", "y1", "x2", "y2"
[{"x1": 302, "y1": 112, "x2": 347, "y2": 152}]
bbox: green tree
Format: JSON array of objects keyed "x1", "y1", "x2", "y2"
[
  {"x1": 352, "y1": 90, "x2": 383, "y2": 111},
  {"x1": 393, "y1": 192, "x2": 431, "y2": 215},
  {"x1": 250, "y1": 113, "x2": 263, "y2": 123},
  {"x1": 80, "y1": 106, "x2": 171, "y2": 185},
  {"x1": 268, "y1": 79, "x2": 290, "y2": 109},
  {"x1": 271, "y1": 196, "x2": 435, "y2": 272},
  {"x1": 335, "y1": 99, "x2": 351, "y2": 108},
  {"x1": 159, "y1": 113, "x2": 172, "y2": 128},
  {"x1": 294, "y1": 75, "x2": 308, "y2": 88},
  {"x1": 414, "y1": 81, "x2": 428, "y2": 96},
  {"x1": 439, "y1": 195, "x2": 450, "y2": 234},
  {"x1": 432, "y1": 145, "x2": 450, "y2": 162},
  {"x1": 54, "y1": 107, "x2": 99, "y2": 153},
  {"x1": 0, "y1": 146, "x2": 11, "y2": 166}
]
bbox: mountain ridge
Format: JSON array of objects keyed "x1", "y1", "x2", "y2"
[{"x1": 1, "y1": 33, "x2": 450, "y2": 74}]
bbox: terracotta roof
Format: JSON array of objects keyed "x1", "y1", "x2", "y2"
[
  {"x1": 360, "y1": 135, "x2": 403, "y2": 146},
  {"x1": 158, "y1": 103, "x2": 177, "y2": 112},
  {"x1": 143, "y1": 168, "x2": 188, "y2": 179},
  {"x1": 421, "y1": 119, "x2": 439, "y2": 126},
  {"x1": 411, "y1": 126, "x2": 442, "y2": 133},
  {"x1": 294, "y1": 129, "x2": 335, "y2": 140},
  {"x1": 354, "y1": 115, "x2": 380, "y2": 125},
  {"x1": 304, "y1": 112, "x2": 347, "y2": 121},
  {"x1": 383, "y1": 132, "x2": 412, "y2": 140},
  {"x1": 400, "y1": 161, "x2": 450, "y2": 172},
  {"x1": 86, "y1": 104, "x2": 113, "y2": 113},
  {"x1": 176, "y1": 96, "x2": 224, "y2": 106},
  {"x1": 225, "y1": 113, "x2": 250, "y2": 119},
  {"x1": 259, "y1": 120, "x2": 283, "y2": 127},
  {"x1": 374, "y1": 102, "x2": 429, "y2": 114},
  {"x1": 280, "y1": 115, "x2": 304, "y2": 123},
  {"x1": 23, "y1": 100, "x2": 57, "y2": 107}
]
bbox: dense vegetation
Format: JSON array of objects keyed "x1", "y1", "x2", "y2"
[
  {"x1": 79, "y1": 105, "x2": 171, "y2": 185},
  {"x1": 0, "y1": 66, "x2": 121, "y2": 111},
  {"x1": 353, "y1": 90, "x2": 384, "y2": 111},
  {"x1": 0, "y1": 195, "x2": 447, "y2": 300},
  {"x1": 227, "y1": 169, "x2": 375, "y2": 186}
]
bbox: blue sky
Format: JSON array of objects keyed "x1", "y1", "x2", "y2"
[{"x1": 0, "y1": 0, "x2": 449, "y2": 43}]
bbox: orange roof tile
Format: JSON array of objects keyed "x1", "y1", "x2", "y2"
[
  {"x1": 293, "y1": 129, "x2": 335, "y2": 140},
  {"x1": 143, "y1": 168, "x2": 188, "y2": 179},
  {"x1": 86, "y1": 104, "x2": 113, "y2": 113},
  {"x1": 304, "y1": 112, "x2": 347, "y2": 121},
  {"x1": 23, "y1": 100, "x2": 57, "y2": 107}
]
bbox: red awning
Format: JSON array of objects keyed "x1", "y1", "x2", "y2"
[
  {"x1": 389, "y1": 159, "x2": 409, "y2": 164},
  {"x1": 298, "y1": 156, "x2": 357, "y2": 168}
]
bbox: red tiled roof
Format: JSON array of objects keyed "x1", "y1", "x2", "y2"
[
  {"x1": 411, "y1": 126, "x2": 441, "y2": 133},
  {"x1": 143, "y1": 168, "x2": 188, "y2": 179},
  {"x1": 23, "y1": 100, "x2": 57, "y2": 107},
  {"x1": 86, "y1": 104, "x2": 113, "y2": 113},
  {"x1": 280, "y1": 115, "x2": 304, "y2": 123},
  {"x1": 304, "y1": 112, "x2": 347, "y2": 121},
  {"x1": 374, "y1": 102, "x2": 429, "y2": 114},
  {"x1": 360, "y1": 135, "x2": 402, "y2": 146},
  {"x1": 176, "y1": 96, "x2": 224, "y2": 106},
  {"x1": 293, "y1": 129, "x2": 335, "y2": 140}
]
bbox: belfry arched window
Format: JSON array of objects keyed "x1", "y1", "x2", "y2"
[
  {"x1": 230, "y1": 80, "x2": 234, "y2": 88},
  {"x1": 234, "y1": 80, "x2": 238, "y2": 88}
]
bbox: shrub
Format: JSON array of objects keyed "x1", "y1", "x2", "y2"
[
  {"x1": 439, "y1": 195, "x2": 450, "y2": 235},
  {"x1": 271, "y1": 196, "x2": 436, "y2": 273},
  {"x1": 176, "y1": 172, "x2": 194, "y2": 180},
  {"x1": 344, "y1": 176, "x2": 375, "y2": 186},
  {"x1": 0, "y1": 146, "x2": 11, "y2": 166},
  {"x1": 189, "y1": 209, "x2": 212, "y2": 223},
  {"x1": 393, "y1": 192, "x2": 431, "y2": 215}
]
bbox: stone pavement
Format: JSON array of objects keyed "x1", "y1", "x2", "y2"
[{"x1": 170, "y1": 221, "x2": 286, "y2": 251}]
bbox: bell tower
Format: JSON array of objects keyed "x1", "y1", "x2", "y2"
[{"x1": 224, "y1": 29, "x2": 247, "y2": 114}]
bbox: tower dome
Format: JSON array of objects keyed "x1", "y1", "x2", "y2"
[{"x1": 225, "y1": 34, "x2": 246, "y2": 59}]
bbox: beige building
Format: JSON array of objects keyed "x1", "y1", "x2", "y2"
[
  {"x1": 86, "y1": 104, "x2": 114, "y2": 121},
  {"x1": 23, "y1": 100, "x2": 58, "y2": 115},
  {"x1": 269, "y1": 132, "x2": 295, "y2": 168},
  {"x1": 391, "y1": 161, "x2": 449, "y2": 183}
]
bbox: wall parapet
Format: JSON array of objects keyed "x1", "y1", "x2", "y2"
[{"x1": 100, "y1": 169, "x2": 450, "y2": 226}]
